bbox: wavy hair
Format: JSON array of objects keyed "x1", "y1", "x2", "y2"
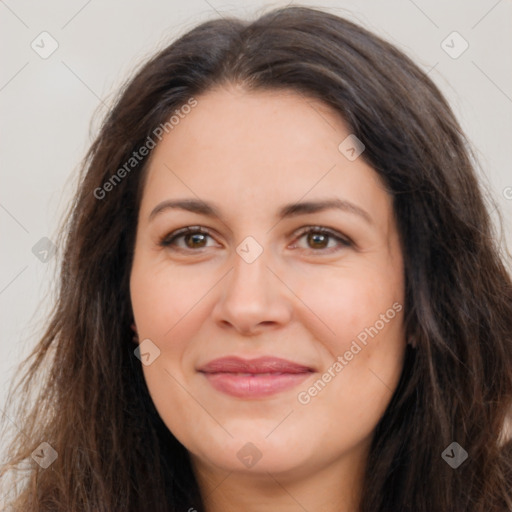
[{"x1": 1, "y1": 6, "x2": 511, "y2": 511}]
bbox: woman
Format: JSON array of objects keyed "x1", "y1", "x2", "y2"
[{"x1": 1, "y1": 6, "x2": 511, "y2": 511}]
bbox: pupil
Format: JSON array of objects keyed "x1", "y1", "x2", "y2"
[
  {"x1": 187, "y1": 233, "x2": 206, "y2": 248},
  {"x1": 309, "y1": 233, "x2": 327, "y2": 248}
]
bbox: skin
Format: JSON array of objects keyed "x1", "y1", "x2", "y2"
[{"x1": 130, "y1": 84, "x2": 406, "y2": 512}]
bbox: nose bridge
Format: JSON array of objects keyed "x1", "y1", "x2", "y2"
[
  {"x1": 228, "y1": 242, "x2": 271, "y2": 299},
  {"x1": 212, "y1": 238, "x2": 292, "y2": 332}
]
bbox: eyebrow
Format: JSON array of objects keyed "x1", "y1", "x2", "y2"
[{"x1": 149, "y1": 198, "x2": 373, "y2": 225}]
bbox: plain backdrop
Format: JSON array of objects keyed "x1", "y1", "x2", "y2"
[{"x1": 1, "y1": 0, "x2": 511, "y2": 456}]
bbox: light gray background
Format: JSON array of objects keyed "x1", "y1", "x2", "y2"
[{"x1": 1, "y1": 0, "x2": 511, "y2": 439}]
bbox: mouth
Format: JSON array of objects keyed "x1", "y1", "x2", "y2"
[{"x1": 198, "y1": 356, "x2": 315, "y2": 399}]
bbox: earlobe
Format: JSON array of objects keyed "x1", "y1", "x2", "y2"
[{"x1": 131, "y1": 323, "x2": 139, "y2": 344}]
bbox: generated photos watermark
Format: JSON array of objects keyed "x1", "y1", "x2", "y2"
[
  {"x1": 297, "y1": 301, "x2": 403, "y2": 405},
  {"x1": 94, "y1": 97, "x2": 198, "y2": 200}
]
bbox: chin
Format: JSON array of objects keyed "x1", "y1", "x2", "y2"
[{"x1": 188, "y1": 433, "x2": 316, "y2": 477}]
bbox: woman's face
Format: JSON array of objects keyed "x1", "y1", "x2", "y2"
[{"x1": 130, "y1": 86, "x2": 406, "y2": 484}]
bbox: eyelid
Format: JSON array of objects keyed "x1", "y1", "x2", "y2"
[
  {"x1": 290, "y1": 225, "x2": 353, "y2": 251},
  {"x1": 159, "y1": 225, "x2": 217, "y2": 248}
]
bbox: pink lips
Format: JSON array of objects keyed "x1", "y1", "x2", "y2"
[{"x1": 198, "y1": 356, "x2": 314, "y2": 399}]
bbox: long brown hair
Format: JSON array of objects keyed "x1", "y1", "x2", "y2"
[{"x1": 1, "y1": 6, "x2": 511, "y2": 511}]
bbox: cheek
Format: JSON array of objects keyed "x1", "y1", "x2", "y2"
[
  {"x1": 130, "y1": 263, "x2": 209, "y2": 436},
  {"x1": 130, "y1": 259, "x2": 209, "y2": 343},
  {"x1": 293, "y1": 268, "x2": 405, "y2": 448},
  {"x1": 295, "y1": 264, "x2": 405, "y2": 397},
  {"x1": 289, "y1": 264, "x2": 403, "y2": 356}
]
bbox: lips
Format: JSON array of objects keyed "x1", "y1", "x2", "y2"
[
  {"x1": 198, "y1": 356, "x2": 315, "y2": 398},
  {"x1": 198, "y1": 356, "x2": 314, "y2": 374}
]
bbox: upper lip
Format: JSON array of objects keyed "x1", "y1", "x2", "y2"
[{"x1": 198, "y1": 356, "x2": 315, "y2": 374}]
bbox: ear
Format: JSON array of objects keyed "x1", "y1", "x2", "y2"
[{"x1": 131, "y1": 323, "x2": 139, "y2": 344}]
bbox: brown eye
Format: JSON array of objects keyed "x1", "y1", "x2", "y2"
[
  {"x1": 307, "y1": 232, "x2": 329, "y2": 249},
  {"x1": 293, "y1": 227, "x2": 352, "y2": 253},
  {"x1": 183, "y1": 232, "x2": 208, "y2": 249},
  {"x1": 160, "y1": 227, "x2": 216, "y2": 251}
]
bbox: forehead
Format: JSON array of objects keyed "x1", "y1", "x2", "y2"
[
  {"x1": 152, "y1": 85, "x2": 352, "y2": 171},
  {"x1": 141, "y1": 85, "x2": 391, "y2": 226}
]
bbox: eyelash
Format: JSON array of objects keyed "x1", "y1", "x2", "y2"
[{"x1": 159, "y1": 225, "x2": 352, "y2": 254}]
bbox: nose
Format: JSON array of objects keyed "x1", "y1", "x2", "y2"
[{"x1": 211, "y1": 247, "x2": 293, "y2": 336}]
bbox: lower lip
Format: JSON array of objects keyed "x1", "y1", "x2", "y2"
[{"x1": 201, "y1": 372, "x2": 312, "y2": 398}]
